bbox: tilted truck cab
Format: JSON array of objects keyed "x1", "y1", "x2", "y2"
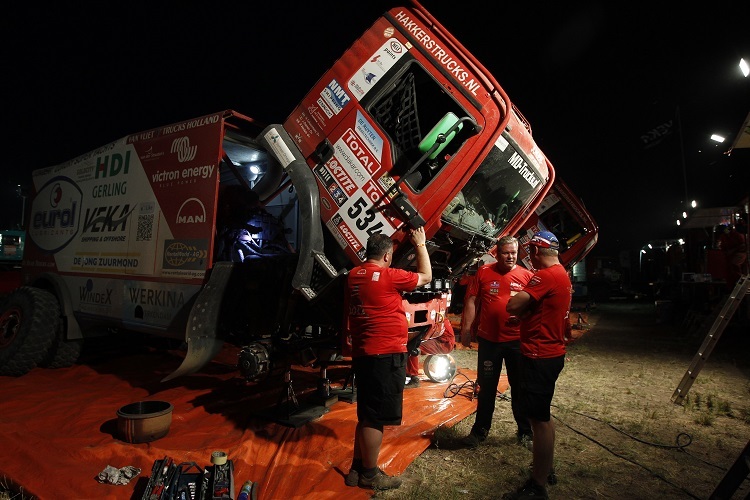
[
  {"x1": 514, "y1": 176, "x2": 599, "y2": 272},
  {"x1": 1, "y1": 2, "x2": 558, "y2": 389}
]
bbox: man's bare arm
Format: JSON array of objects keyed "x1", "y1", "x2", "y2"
[
  {"x1": 460, "y1": 295, "x2": 476, "y2": 347},
  {"x1": 410, "y1": 226, "x2": 432, "y2": 286},
  {"x1": 507, "y1": 290, "x2": 532, "y2": 316}
]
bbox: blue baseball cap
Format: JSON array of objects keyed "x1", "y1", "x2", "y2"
[{"x1": 529, "y1": 230, "x2": 559, "y2": 250}]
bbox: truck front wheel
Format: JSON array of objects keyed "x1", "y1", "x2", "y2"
[{"x1": 0, "y1": 287, "x2": 59, "y2": 376}]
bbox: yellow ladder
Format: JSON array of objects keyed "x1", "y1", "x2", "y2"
[{"x1": 671, "y1": 274, "x2": 749, "y2": 405}]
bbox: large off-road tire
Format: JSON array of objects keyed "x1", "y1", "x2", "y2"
[
  {"x1": 40, "y1": 334, "x2": 83, "y2": 369},
  {"x1": 0, "y1": 287, "x2": 60, "y2": 376}
]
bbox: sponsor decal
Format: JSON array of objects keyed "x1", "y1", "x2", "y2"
[
  {"x1": 79, "y1": 279, "x2": 113, "y2": 306},
  {"x1": 325, "y1": 157, "x2": 358, "y2": 196},
  {"x1": 71, "y1": 254, "x2": 139, "y2": 270},
  {"x1": 163, "y1": 239, "x2": 209, "y2": 270},
  {"x1": 355, "y1": 110, "x2": 383, "y2": 163},
  {"x1": 316, "y1": 97, "x2": 334, "y2": 119},
  {"x1": 508, "y1": 152, "x2": 540, "y2": 189},
  {"x1": 128, "y1": 286, "x2": 186, "y2": 308},
  {"x1": 151, "y1": 163, "x2": 215, "y2": 184},
  {"x1": 127, "y1": 129, "x2": 157, "y2": 143},
  {"x1": 123, "y1": 281, "x2": 199, "y2": 325},
  {"x1": 328, "y1": 183, "x2": 347, "y2": 207},
  {"x1": 342, "y1": 129, "x2": 378, "y2": 175},
  {"x1": 392, "y1": 11, "x2": 483, "y2": 97},
  {"x1": 176, "y1": 197, "x2": 207, "y2": 224},
  {"x1": 139, "y1": 146, "x2": 165, "y2": 162},
  {"x1": 29, "y1": 176, "x2": 82, "y2": 253},
  {"x1": 321, "y1": 79, "x2": 351, "y2": 114},
  {"x1": 95, "y1": 151, "x2": 130, "y2": 179},
  {"x1": 82, "y1": 204, "x2": 135, "y2": 235},
  {"x1": 160, "y1": 113, "x2": 220, "y2": 135},
  {"x1": 326, "y1": 214, "x2": 349, "y2": 250},
  {"x1": 348, "y1": 37, "x2": 407, "y2": 99},
  {"x1": 171, "y1": 136, "x2": 198, "y2": 162},
  {"x1": 333, "y1": 139, "x2": 367, "y2": 187},
  {"x1": 335, "y1": 215, "x2": 362, "y2": 252},
  {"x1": 91, "y1": 181, "x2": 127, "y2": 198},
  {"x1": 264, "y1": 128, "x2": 295, "y2": 169}
]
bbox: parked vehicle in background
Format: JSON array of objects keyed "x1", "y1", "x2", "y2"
[{"x1": 0, "y1": 230, "x2": 24, "y2": 270}]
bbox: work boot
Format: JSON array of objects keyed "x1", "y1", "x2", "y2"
[
  {"x1": 502, "y1": 478, "x2": 549, "y2": 500},
  {"x1": 344, "y1": 468, "x2": 359, "y2": 487},
  {"x1": 358, "y1": 468, "x2": 401, "y2": 490},
  {"x1": 405, "y1": 376, "x2": 420, "y2": 389},
  {"x1": 459, "y1": 429, "x2": 487, "y2": 449}
]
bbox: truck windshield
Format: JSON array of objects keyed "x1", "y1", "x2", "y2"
[{"x1": 441, "y1": 135, "x2": 544, "y2": 239}]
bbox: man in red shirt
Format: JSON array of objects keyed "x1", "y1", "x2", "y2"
[
  {"x1": 345, "y1": 227, "x2": 432, "y2": 491},
  {"x1": 504, "y1": 230, "x2": 572, "y2": 500},
  {"x1": 458, "y1": 235, "x2": 534, "y2": 449}
]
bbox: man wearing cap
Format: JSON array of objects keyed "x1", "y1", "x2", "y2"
[{"x1": 503, "y1": 230, "x2": 572, "y2": 500}]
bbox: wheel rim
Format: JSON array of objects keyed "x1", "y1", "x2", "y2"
[{"x1": 0, "y1": 306, "x2": 22, "y2": 348}]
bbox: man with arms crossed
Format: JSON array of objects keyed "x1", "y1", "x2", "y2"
[
  {"x1": 459, "y1": 235, "x2": 534, "y2": 449},
  {"x1": 504, "y1": 231, "x2": 572, "y2": 500},
  {"x1": 345, "y1": 227, "x2": 431, "y2": 490}
]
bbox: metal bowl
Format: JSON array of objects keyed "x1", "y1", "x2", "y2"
[{"x1": 116, "y1": 400, "x2": 173, "y2": 443}]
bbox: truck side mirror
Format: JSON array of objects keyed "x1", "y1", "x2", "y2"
[{"x1": 418, "y1": 112, "x2": 463, "y2": 160}]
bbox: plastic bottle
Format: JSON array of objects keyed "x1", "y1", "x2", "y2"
[{"x1": 237, "y1": 480, "x2": 254, "y2": 500}]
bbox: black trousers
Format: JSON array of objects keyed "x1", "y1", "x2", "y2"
[{"x1": 471, "y1": 337, "x2": 531, "y2": 437}]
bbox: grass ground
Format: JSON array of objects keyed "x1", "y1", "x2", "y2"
[{"x1": 376, "y1": 299, "x2": 750, "y2": 499}]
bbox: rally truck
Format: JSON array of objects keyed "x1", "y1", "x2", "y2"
[
  {"x1": 515, "y1": 176, "x2": 599, "y2": 272},
  {"x1": 0, "y1": 1, "x2": 556, "y2": 387}
]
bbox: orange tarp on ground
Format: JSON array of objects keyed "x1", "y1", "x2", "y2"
[{"x1": 0, "y1": 343, "x2": 489, "y2": 500}]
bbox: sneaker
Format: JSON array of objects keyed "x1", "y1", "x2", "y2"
[
  {"x1": 405, "y1": 376, "x2": 420, "y2": 389},
  {"x1": 358, "y1": 468, "x2": 402, "y2": 490},
  {"x1": 502, "y1": 478, "x2": 549, "y2": 500},
  {"x1": 345, "y1": 468, "x2": 359, "y2": 487},
  {"x1": 517, "y1": 433, "x2": 533, "y2": 451},
  {"x1": 459, "y1": 431, "x2": 485, "y2": 449}
]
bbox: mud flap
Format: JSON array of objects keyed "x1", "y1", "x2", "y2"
[
  {"x1": 257, "y1": 125, "x2": 333, "y2": 300},
  {"x1": 162, "y1": 263, "x2": 233, "y2": 382}
]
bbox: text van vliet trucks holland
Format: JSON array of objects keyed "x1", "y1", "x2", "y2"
[{"x1": 0, "y1": 2, "x2": 560, "y2": 395}]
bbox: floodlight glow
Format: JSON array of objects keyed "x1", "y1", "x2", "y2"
[
  {"x1": 424, "y1": 354, "x2": 457, "y2": 383},
  {"x1": 641, "y1": 249, "x2": 646, "y2": 255},
  {"x1": 740, "y1": 58, "x2": 749, "y2": 77},
  {"x1": 676, "y1": 220, "x2": 681, "y2": 226},
  {"x1": 710, "y1": 134, "x2": 725, "y2": 143},
  {"x1": 682, "y1": 211, "x2": 687, "y2": 218},
  {"x1": 691, "y1": 200, "x2": 697, "y2": 208},
  {"x1": 648, "y1": 244, "x2": 653, "y2": 249},
  {"x1": 249, "y1": 165, "x2": 261, "y2": 175}
]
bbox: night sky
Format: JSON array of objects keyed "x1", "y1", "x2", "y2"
[{"x1": 4, "y1": 1, "x2": 749, "y2": 258}]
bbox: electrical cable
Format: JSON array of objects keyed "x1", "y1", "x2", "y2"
[
  {"x1": 495, "y1": 394, "x2": 737, "y2": 500},
  {"x1": 550, "y1": 402, "x2": 729, "y2": 471},
  {"x1": 443, "y1": 368, "x2": 477, "y2": 400},
  {"x1": 549, "y1": 408, "x2": 702, "y2": 500}
]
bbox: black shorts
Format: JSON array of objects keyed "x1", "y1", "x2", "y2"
[
  {"x1": 353, "y1": 353, "x2": 407, "y2": 426},
  {"x1": 518, "y1": 355, "x2": 565, "y2": 422}
]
